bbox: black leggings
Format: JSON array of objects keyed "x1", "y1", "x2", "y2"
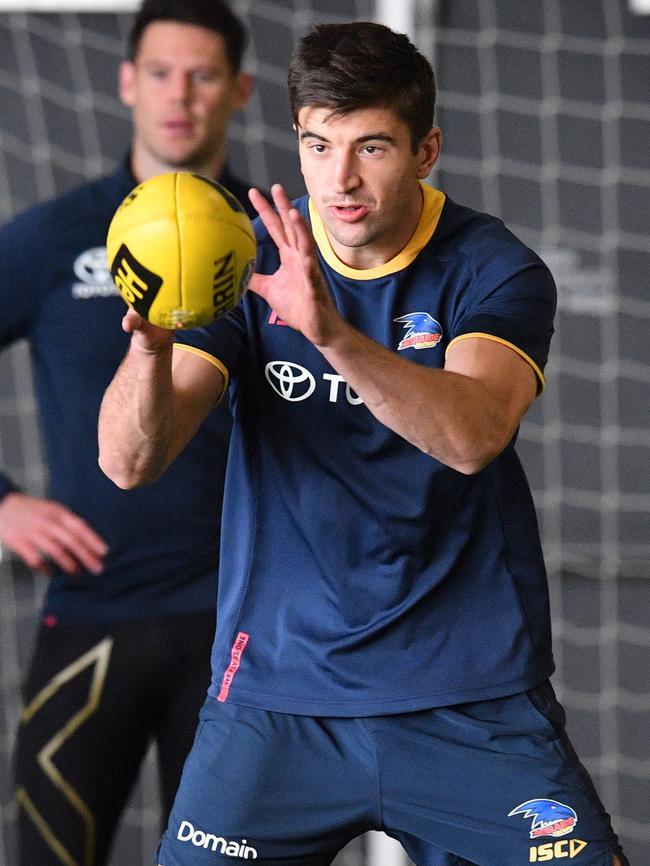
[{"x1": 14, "y1": 609, "x2": 215, "y2": 866}]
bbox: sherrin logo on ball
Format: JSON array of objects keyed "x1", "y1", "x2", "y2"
[{"x1": 106, "y1": 172, "x2": 256, "y2": 329}]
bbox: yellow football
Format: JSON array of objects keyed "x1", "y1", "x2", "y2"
[{"x1": 106, "y1": 172, "x2": 256, "y2": 329}]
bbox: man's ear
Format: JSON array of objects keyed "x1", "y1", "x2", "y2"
[
  {"x1": 118, "y1": 60, "x2": 136, "y2": 108},
  {"x1": 232, "y1": 72, "x2": 254, "y2": 111},
  {"x1": 416, "y1": 127, "x2": 442, "y2": 179}
]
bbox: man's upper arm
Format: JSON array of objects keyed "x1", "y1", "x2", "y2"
[
  {"x1": 444, "y1": 335, "x2": 538, "y2": 431},
  {"x1": 169, "y1": 345, "x2": 228, "y2": 459}
]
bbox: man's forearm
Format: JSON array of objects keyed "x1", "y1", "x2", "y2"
[
  {"x1": 98, "y1": 340, "x2": 176, "y2": 489},
  {"x1": 317, "y1": 319, "x2": 535, "y2": 475}
]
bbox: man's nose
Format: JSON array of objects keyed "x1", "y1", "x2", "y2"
[
  {"x1": 167, "y1": 71, "x2": 192, "y2": 104},
  {"x1": 332, "y1": 154, "x2": 361, "y2": 194}
]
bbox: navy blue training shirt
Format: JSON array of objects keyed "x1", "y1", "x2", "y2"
[
  {"x1": 0, "y1": 159, "x2": 254, "y2": 625},
  {"x1": 177, "y1": 184, "x2": 557, "y2": 715}
]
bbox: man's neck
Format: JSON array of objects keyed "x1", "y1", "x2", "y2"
[{"x1": 130, "y1": 144, "x2": 227, "y2": 184}]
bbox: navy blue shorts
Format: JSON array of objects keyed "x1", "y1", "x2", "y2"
[{"x1": 156, "y1": 682, "x2": 626, "y2": 866}]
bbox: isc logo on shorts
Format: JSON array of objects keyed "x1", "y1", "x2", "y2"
[
  {"x1": 529, "y1": 839, "x2": 588, "y2": 861},
  {"x1": 177, "y1": 820, "x2": 258, "y2": 859}
]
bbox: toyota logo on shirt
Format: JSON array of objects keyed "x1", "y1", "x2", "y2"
[
  {"x1": 265, "y1": 361, "x2": 316, "y2": 402},
  {"x1": 264, "y1": 361, "x2": 363, "y2": 406}
]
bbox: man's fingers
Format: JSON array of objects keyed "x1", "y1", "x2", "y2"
[
  {"x1": 32, "y1": 534, "x2": 104, "y2": 576},
  {"x1": 59, "y1": 510, "x2": 109, "y2": 556},
  {"x1": 249, "y1": 185, "x2": 301, "y2": 251},
  {"x1": 41, "y1": 538, "x2": 84, "y2": 575},
  {"x1": 249, "y1": 185, "x2": 311, "y2": 258},
  {"x1": 248, "y1": 187, "x2": 286, "y2": 248},
  {"x1": 8, "y1": 534, "x2": 77, "y2": 576},
  {"x1": 269, "y1": 183, "x2": 292, "y2": 209},
  {"x1": 272, "y1": 184, "x2": 299, "y2": 248},
  {"x1": 248, "y1": 187, "x2": 271, "y2": 215},
  {"x1": 122, "y1": 308, "x2": 145, "y2": 333},
  {"x1": 7, "y1": 538, "x2": 53, "y2": 576},
  {"x1": 48, "y1": 514, "x2": 108, "y2": 574},
  {"x1": 247, "y1": 272, "x2": 270, "y2": 301},
  {"x1": 289, "y1": 207, "x2": 317, "y2": 258},
  {"x1": 0, "y1": 493, "x2": 108, "y2": 576}
]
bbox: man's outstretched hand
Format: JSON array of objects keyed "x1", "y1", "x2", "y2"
[{"x1": 248, "y1": 184, "x2": 341, "y2": 349}]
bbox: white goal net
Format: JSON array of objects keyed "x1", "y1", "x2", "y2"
[{"x1": 0, "y1": 2, "x2": 648, "y2": 865}]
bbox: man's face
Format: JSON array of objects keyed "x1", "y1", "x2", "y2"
[
  {"x1": 297, "y1": 105, "x2": 440, "y2": 269},
  {"x1": 120, "y1": 21, "x2": 251, "y2": 172}
]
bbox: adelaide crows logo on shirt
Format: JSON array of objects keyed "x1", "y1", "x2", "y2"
[{"x1": 394, "y1": 312, "x2": 442, "y2": 351}]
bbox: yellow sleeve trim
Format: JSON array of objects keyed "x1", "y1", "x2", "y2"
[
  {"x1": 446, "y1": 332, "x2": 546, "y2": 393},
  {"x1": 173, "y1": 343, "x2": 230, "y2": 404}
]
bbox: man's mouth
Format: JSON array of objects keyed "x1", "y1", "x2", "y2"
[
  {"x1": 164, "y1": 120, "x2": 194, "y2": 135},
  {"x1": 329, "y1": 204, "x2": 369, "y2": 222}
]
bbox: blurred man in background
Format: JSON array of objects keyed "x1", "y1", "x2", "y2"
[{"x1": 0, "y1": 1, "x2": 257, "y2": 863}]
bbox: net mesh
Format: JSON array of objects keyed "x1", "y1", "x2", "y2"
[
  {"x1": 0, "y1": 2, "x2": 648, "y2": 865},
  {"x1": 419, "y1": 2, "x2": 650, "y2": 861}
]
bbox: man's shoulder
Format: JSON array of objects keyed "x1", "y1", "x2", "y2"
[
  {"x1": 1, "y1": 164, "x2": 132, "y2": 241},
  {"x1": 436, "y1": 194, "x2": 546, "y2": 270},
  {"x1": 437, "y1": 196, "x2": 512, "y2": 245}
]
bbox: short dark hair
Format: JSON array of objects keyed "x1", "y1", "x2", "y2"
[
  {"x1": 127, "y1": 0, "x2": 247, "y2": 73},
  {"x1": 288, "y1": 22, "x2": 436, "y2": 153}
]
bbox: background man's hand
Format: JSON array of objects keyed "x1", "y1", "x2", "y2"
[{"x1": 0, "y1": 491, "x2": 108, "y2": 575}]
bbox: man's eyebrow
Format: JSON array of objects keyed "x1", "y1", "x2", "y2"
[
  {"x1": 141, "y1": 58, "x2": 220, "y2": 71},
  {"x1": 299, "y1": 130, "x2": 397, "y2": 145},
  {"x1": 300, "y1": 130, "x2": 329, "y2": 142},
  {"x1": 356, "y1": 133, "x2": 396, "y2": 145}
]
